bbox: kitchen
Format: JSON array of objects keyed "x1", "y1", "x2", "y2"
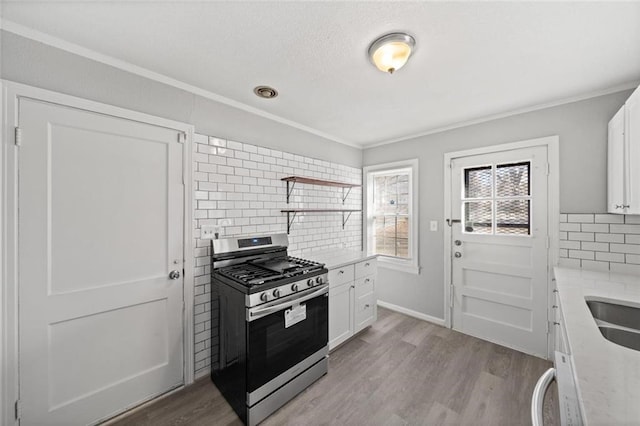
[{"x1": 1, "y1": 2, "x2": 640, "y2": 425}]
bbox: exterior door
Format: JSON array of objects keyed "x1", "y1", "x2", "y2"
[
  {"x1": 18, "y1": 98, "x2": 185, "y2": 424},
  {"x1": 450, "y1": 146, "x2": 548, "y2": 357}
]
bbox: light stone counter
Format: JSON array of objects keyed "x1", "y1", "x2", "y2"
[
  {"x1": 554, "y1": 267, "x2": 640, "y2": 425},
  {"x1": 295, "y1": 248, "x2": 377, "y2": 270}
]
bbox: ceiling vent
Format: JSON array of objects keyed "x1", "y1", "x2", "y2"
[{"x1": 254, "y1": 86, "x2": 278, "y2": 99}]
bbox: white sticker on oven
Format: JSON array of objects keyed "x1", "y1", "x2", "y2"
[{"x1": 284, "y1": 304, "x2": 307, "y2": 328}]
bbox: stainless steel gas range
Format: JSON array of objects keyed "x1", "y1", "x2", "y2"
[{"x1": 211, "y1": 234, "x2": 328, "y2": 426}]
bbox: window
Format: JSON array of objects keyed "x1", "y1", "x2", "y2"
[
  {"x1": 462, "y1": 161, "x2": 531, "y2": 235},
  {"x1": 364, "y1": 159, "x2": 419, "y2": 274}
]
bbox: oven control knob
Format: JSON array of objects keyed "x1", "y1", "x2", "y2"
[
  {"x1": 260, "y1": 292, "x2": 269, "y2": 302},
  {"x1": 273, "y1": 289, "x2": 281, "y2": 298},
  {"x1": 316, "y1": 276, "x2": 323, "y2": 284},
  {"x1": 307, "y1": 279, "x2": 314, "y2": 287},
  {"x1": 291, "y1": 283, "x2": 299, "y2": 292}
]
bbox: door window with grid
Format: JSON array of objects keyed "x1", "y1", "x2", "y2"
[
  {"x1": 462, "y1": 161, "x2": 531, "y2": 235},
  {"x1": 372, "y1": 171, "x2": 410, "y2": 258}
]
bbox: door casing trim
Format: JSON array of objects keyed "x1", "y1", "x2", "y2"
[
  {"x1": 0, "y1": 80, "x2": 195, "y2": 426},
  {"x1": 443, "y1": 136, "x2": 560, "y2": 360}
]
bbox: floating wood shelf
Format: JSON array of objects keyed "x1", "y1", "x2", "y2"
[
  {"x1": 281, "y1": 176, "x2": 361, "y2": 203},
  {"x1": 281, "y1": 176, "x2": 362, "y2": 234}
]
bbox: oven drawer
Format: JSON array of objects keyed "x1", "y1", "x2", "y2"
[
  {"x1": 328, "y1": 265, "x2": 354, "y2": 288},
  {"x1": 355, "y1": 258, "x2": 377, "y2": 279},
  {"x1": 355, "y1": 276, "x2": 374, "y2": 297}
]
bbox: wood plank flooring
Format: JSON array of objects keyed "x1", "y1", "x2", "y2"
[{"x1": 111, "y1": 308, "x2": 560, "y2": 426}]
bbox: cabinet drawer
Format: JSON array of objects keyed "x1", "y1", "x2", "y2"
[
  {"x1": 355, "y1": 276, "x2": 374, "y2": 298},
  {"x1": 355, "y1": 292, "x2": 376, "y2": 331},
  {"x1": 355, "y1": 257, "x2": 377, "y2": 278},
  {"x1": 328, "y1": 265, "x2": 354, "y2": 288}
]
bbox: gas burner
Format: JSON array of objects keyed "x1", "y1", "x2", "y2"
[{"x1": 217, "y1": 256, "x2": 324, "y2": 287}]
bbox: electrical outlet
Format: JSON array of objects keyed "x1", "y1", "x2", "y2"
[
  {"x1": 430, "y1": 221, "x2": 438, "y2": 231},
  {"x1": 218, "y1": 218, "x2": 233, "y2": 227},
  {"x1": 201, "y1": 225, "x2": 217, "y2": 239}
]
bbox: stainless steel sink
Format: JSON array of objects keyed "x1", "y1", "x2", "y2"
[
  {"x1": 598, "y1": 326, "x2": 640, "y2": 352},
  {"x1": 586, "y1": 300, "x2": 640, "y2": 330},
  {"x1": 586, "y1": 299, "x2": 640, "y2": 351}
]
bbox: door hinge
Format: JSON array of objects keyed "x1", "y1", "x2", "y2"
[
  {"x1": 15, "y1": 399, "x2": 21, "y2": 420},
  {"x1": 178, "y1": 132, "x2": 186, "y2": 144},
  {"x1": 546, "y1": 163, "x2": 550, "y2": 176},
  {"x1": 546, "y1": 235, "x2": 550, "y2": 249},
  {"x1": 449, "y1": 285, "x2": 454, "y2": 308},
  {"x1": 14, "y1": 127, "x2": 22, "y2": 146}
]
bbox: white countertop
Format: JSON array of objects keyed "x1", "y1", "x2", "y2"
[
  {"x1": 294, "y1": 248, "x2": 377, "y2": 270},
  {"x1": 554, "y1": 267, "x2": 640, "y2": 425}
]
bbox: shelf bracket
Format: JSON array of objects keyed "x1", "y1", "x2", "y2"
[
  {"x1": 342, "y1": 186, "x2": 352, "y2": 204},
  {"x1": 286, "y1": 181, "x2": 296, "y2": 204},
  {"x1": 286, "y1": 211, "x2": 298, "y2": 234},
  {"x1": 342, "y1": 211, "x2": 353, "y2": 229}
]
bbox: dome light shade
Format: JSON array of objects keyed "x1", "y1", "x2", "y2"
[{"x1": 368, "y1": 33, "x2": 416, "y2": 74}]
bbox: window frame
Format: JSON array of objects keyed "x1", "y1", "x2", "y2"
[{"x1": 363, "y1": 159, "x2": 419, "y2": 274}]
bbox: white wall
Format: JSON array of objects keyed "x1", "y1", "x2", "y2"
[
  {"x1": 363, "y1": 90, "x2": 633, "y2": 320},
  {"x1": 0, "y1": 30, "x2": 362, "y2": 168}
]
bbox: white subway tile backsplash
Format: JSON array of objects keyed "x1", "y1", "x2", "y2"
[
  {"x1": 581, "y1": 223, "x2": 609, "y2": 233},
  {"x1": 209, "y1": 137, "x2": 226, "y2": 147},
  {"x1": 567, "y1": 232, "x2": 594, "y2": 242},
  {"x1": 191, "y1": 133, "x2": 362, "y2": 377},
  {"x1": 595, "y1": 252, "x2": 625, "y2": 263},
  {"x1": 626, "y1": 235, "x2": 640, "y2": 244},
  {"x1": 594, "y1": 214, "x2": 625, "y2": 224},
  {"x1": 567, "y1": 214, "x2": 594, "y2": 223},
  {"x1": 568, "y1": 250, "x2": 595, "y2": 260},
  {"x1": 581, "y1": 241, "x2": 609, "y2": 252},
  {"x1": 561, "y1": 212, "x2": 640, "y2": 274},
  {"x1": 560, "y1": 240, "x2": 581, "y2": 250},
  {"x1": 559, "y1": 222, "x2": 580, "y2": 232},
  {"x1": 610, "y1": 224, "x2": 640, "y2": 234},
  {"x1": 595, "y1": 233, "x2": 625, "y2": 243},
  {"x1": 227, "y1": 140, "x2": 243, "y2": 150},
  {"x1": 610, "y1": 243, "x2": 640, "y2": 254},
  {"x1": 625, "y1": 254, "x2": 640, "y2": 265}
]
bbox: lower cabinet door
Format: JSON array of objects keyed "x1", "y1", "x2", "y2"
[{"x1": 329, "y1": 283, "x2": 354, "y2": 350}]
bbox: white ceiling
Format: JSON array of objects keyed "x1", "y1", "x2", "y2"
[{"x1": 3, "y1": 1, "x2": 640, "y2": 148}]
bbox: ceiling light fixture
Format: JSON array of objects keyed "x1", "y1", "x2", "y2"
[
  {"x1": 254, "y1": 86, "x2": 278, "y2": 99},
  {"x1": 368, "y1": 32, "x2": 416, "y2": 74}
]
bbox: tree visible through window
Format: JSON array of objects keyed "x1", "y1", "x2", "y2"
[{"x1": 372, "y1": 172, "x2": 410, "y2": 258}]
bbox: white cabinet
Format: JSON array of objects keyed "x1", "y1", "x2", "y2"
[
  {"x1": 608, "y1": 86, "x2": 640, "y2": 214},
  {"x1": 328, "y1": 257, "x2": 377, "y2": 350}
]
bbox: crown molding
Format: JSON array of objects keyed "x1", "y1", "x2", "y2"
[
  {"x1": 364, "y1": 80, "x2": 640, "y2": 149},
  {"x1": 0, "y1": 19, "x2": 362, "y2": 149}
]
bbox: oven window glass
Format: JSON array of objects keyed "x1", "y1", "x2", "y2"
[{"x1": 247, "y1": 294, "x2": 328, "y2": 392}]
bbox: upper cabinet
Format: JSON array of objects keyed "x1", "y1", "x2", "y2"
[{"x1": 608, "y1": 86, "x2": 640, "y2": 214}]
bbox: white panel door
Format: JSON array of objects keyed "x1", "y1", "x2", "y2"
[
  {"x1": 18, "y1": 98, "x2": 185, "y2": 425},
  {"x1": 450, "y1": 146, "x2": 548, "y2": 357}
]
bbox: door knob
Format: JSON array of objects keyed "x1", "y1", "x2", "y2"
[
  {"x1": 169, "y1": 270, "x2": 181, "y2": 280},
  {"x1": 454, "y1": 240, "x2": 462, "y2": 246},
  {"x1": 454, "y1": 252, "x2": 462, "y2": 258}
]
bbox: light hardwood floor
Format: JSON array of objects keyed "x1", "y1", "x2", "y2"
[{"x1": 111, "y1": 308, "x2": 560, "y2": 425}]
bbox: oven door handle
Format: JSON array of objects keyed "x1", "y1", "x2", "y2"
[{"x1": 248, "y1": 285, "x2": 329, "y2": 321}]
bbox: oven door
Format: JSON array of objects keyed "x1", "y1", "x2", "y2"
[{"x1": 246, "y1": 285, "x2": 328, "y2": 395}]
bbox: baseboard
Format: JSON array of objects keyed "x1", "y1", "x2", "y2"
[
  {"x1": 194, "y1": 367, "x2": 211, "y2": 380},
  {"x1": 377, "y1": 300, "x2": 446, "y2": 327}
]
